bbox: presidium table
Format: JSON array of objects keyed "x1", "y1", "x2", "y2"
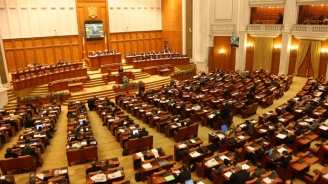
[
  {"x1": 132, "y1": 57, "x2": 190, "y2": 69},
  {"x1": 88, "y1": 53, "x2": 122, "y2": 71}
]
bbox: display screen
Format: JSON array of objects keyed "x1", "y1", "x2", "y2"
[
  {"x1": 231, "y1": 36, "x2": 239, "y2": 48},
  {"x1": 85, "y1": 20, "x2": 104, "y2": 41}
]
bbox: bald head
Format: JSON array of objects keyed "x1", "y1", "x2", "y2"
[{"x1": 235, "y1": 163, "x2": 242, "y2": 171}]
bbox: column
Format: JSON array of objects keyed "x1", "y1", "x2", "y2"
[
  {"x1": 235, "y1": 0, "x2": 250, "y2": 71},
  {"x1": 0, "y1": 24, "x2": 8, "y2": 108},
  {"x1": 192, "y1": 0, "x2": 208, "y2": 72},
  {"x1": 279, "y1": 0, "x2": 297, "y2": 74}
]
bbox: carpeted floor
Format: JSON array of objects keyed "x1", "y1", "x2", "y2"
[{"x1": 1, "y1": 76, "x2": 323, "y2": 184}]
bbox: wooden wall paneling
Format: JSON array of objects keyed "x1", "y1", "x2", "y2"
[
  {"x1": 288, "y1": 35, "x2": 299, "y2": 75},
  {"x1": 72, "y1": 45, "x2": 80, "y2": 61},
  {"x1": 213, "y1": 36, "x2": 232, "y2": 71},
  {"x1": 131, "y1": 40, "x2": 138, "y2": 53},
  {"x1": 144, "y1": 39, "x2": 150, "y2": 51},
  {"x1": 138, "y1": 40, "x2": 144, "y2": 52},
  {"x1": 45, "y1": 47, "x2": 55, "y2": 65},
  {"x1": 245, "y1": 49, "x2": 254, "y2": 71},
  {"x1": 298, "y1": 49, "x2": 312, "y2": 77},
  {"x1": 63, "y1": 46, "x2": 72, "y2": 61},
  {"x1": 5, "y1": 51, "x2": 15, "y2": 72},
  {"x1": 208, "y1": 47, "x2": 214, "y2": 72},
  {"x1": 125, "y1": 41, "x2": 131, "y2": 53},
  {"x1": 117, "y1": 41, "x2": 125, "y2": 54},
  {"x1": 35, "y1": 48, "x2": 45, "y2": 64},
  {"x1": 319, "y1": 58, "x2": 328, "y2": 78},
  {"x1": 156, "y1": 38, "x2": 162, "y2": 51},
  {"x1": 15, "y1": 50, "x2": 26, "y2": 69},
  {"x1": 271, "y1": 51, "x2": 280, "y2": 75},
  {"x1": 25, "y1": 49, "x2": 35, "y2": 63}
]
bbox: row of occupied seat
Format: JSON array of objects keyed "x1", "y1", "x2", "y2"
[
  {"x1": 124, "y1": 135, "x2": 154, "y2": 155},
  {"x1": 174, "y1": 123, "x2": 199, "y2": 142},
  {"x1": 18, "y1": 66, "x2": 82, "y2": 81},
  {"x1": 241, "y1": 102, "x2": 259, "y2": 119},
  {"x1": 0, "y1": 155, "x2": 38, "y2": 174},
  {"x1": 16, "y1": 62, "x2": 79, "y2": 72},
  {"x1": 66, "y1": 146, "x2": 98, "y2": 166}
]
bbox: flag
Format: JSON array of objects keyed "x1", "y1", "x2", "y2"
[
  {"x1": 104, "y1": 30, "x2": 108, "y2": 51},
  {"x1": 82, "y1": 31, "x2": 86, "y2": 54}
]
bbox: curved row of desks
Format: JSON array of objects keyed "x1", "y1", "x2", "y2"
[{"x1": 133, "y1": 58, "x2": 190, "y2": 69}]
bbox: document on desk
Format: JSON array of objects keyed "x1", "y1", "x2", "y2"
[
  {"x1": 219, "y1": 155, "x2": 230, "y2": 161},
  {"x1": 178, "y1": 144, "x2": 187, "y2": 148},
  {"x1": 171, "y1": 125, "x2": 178, "y2": 128},
  {"x1": 242, "y1": 164, "x2": 250, "y2": 170},
  {"x1": 247, "y1": 146, "x2": 255, "y2": 151},
  {"x1": 320, "y1": 125, "x2": 328, "y2": 130},
  {"x1": 224, "y1": 171, "x2": 232, "y2": 178},
  {"x1": 190, "y1": 151, "x2": 201, "y2": 158},
  {"x1": 108, "y1": 171, "x2": 122, "y2": 179},
  {"x1": 217, "y1": 134, "x2": 225, "y2": 140},
  {"x1": 276, "y1": 134, "x2": 287, "y2": 139},
  {"x1": 136, "y1": 152, "x2": 143, "y2": 157},
  {"x1": 59, "y1": 169, "x2": 67, "y2": 174},
  {"x1": 142, "y1": 163, "x2": 152, "y2": 169},
  {"x1": 36, "y1": 174, "x2": 44, "y2": 179},
  {"x1": 151, "y1": 149, "x2": 159, "y2": 158},
  {"x1": 263, "y1": 177, "x2": 273, "y2": 183},
  {"x1": 190, "y1": 139, "x2": 196, "y2": 143},
  {"x1": 118, "y1": 129, "x2": 125, "y2": 133},
  {"x1": 278, "y1": 118, "x2": 285, "y2": 122},
  {"x1": 277, "y1": 147, "x2": 287, "y2": 154},
  {"x1": 237, "y1": 135, "x2": 245, "y2": 140},
  {"x1": 260, "y1": 129, "x2": 267, "y2": 133},
  {"x1": 206, "y1": 158, "x2": 218, "y2": 167}
]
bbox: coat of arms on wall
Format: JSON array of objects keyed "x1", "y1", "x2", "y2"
[{"x1": 88, "y1": 6, "x2": 97, "y2": 19}]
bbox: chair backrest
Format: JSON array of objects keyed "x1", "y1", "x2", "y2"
[
  {"x1": 19, "y1": 75, "x2": 25, "y2": 80},
  {"x1": 153, "y1": 169, "x2": 166, "y2": 176},
  {"x1": 65, "y1": 67, "x2": 70, "y2": 71},
  {"x1": 83, "y1": 146, "x2": 98, "y2": 161},
  {"x1": 17, "y1": 155, "x2": 36, "y2": 171},
  {"x1": 88, "y1": 170, "x2": 102, "y2": 177},
  {"x1": 175, "y1": 126, "x2": 188, "y2": 142},
  {"x1": 245, "y1": 177, "x2": 259, "y2": 184},
  {"x1": 188, "y1": 123, "x2": 199, "y2": 138},
  {"x1": 251, "y1": 102, "x2": 258, "y2": 114},
  {"x1": 39, "y1": 71, "x2": 44, "y2": 76},
  {"x1": 66, "y1": 149, "x2": 83, "y2": 166},
  {"x1": 70, "y1": 66, "x2": 75, "y2": 70},
  {"x1": 54, "y1": 69, "x2": 59, "y2": 73},
  {"x1": 0, "y1": 158, "x2": 20, "y2": 174},
  {"x1": 26, "y1": 74, "x2": 31, "y2": 79},
  {"x1": 139, "y1": 135, "x2": 153, "y2": 151},
  {"x1": 112, "y1": 180, "x2": 130, "y2": 184},
  {"x1": 125, "y1": 138, "x2": 139, "y2": 154},
  {"x1": 60, "y1": 68, "x2": 64, "y2": 72},
  {"x1": 48, "y1": 176, "x2": 65, "y2": 183}
]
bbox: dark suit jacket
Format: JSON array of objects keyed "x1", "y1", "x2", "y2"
[
  {"x1": 118, "y1": 68, "x2": 123, "y2": 73},
  {"x1": 101, "y1": 164, "x2": 116, "y2": 171},
  {"x1": 4, "y1": 152, "x2": 19, "y2": 158},
  {"x1": 173, "y1": 170, "x2": 191, "y2": 183},
  {"x1": 180, "y1": 103, "x2": 186, "y2": 110},
  {"x1": 285, "y1": 135, "x2": 296, "y2": 144},
  {"x1": 138, "y1": 130, "x2": 149, "y2": 138},
  {"x1": 86, "y1": 166, "x2": 102, "y2": 174},
  {"x1": 229, "y1": 170, "x2": 249, "y2": 184},
  {"x1": 253, "y1": 149, "x2": 265, "y2": 159},
  {"x1": 21, "y1": 148, "x2": 37, "y2": 157},
  {"x1": 279, "y1": 155, "x2": 292, "y2": 169},
  {"x1": 25, "y1": 119, "x2": 35, "y2": 128}
]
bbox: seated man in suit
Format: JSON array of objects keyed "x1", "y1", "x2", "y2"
[
  {"x1": 4, "y1": 147, "x2": 19, "y2": 158},
  {"x1": 21, "y1": 144, "x2": 38, "y2": 158},
  {"x1": 118, "y1": 66, "x2": 124, "y2": 73},
  {"x1": 101, "y1": 160, "x2": 116, "y2": 171},
  {"x1": 249, "y1": 162, "x2": 266, "y2": 180},
  {"x1": 138, "y1": 128, "x2": 149, "y2": 138},
  {"x1": 278, "y1": 151, "x2": 292, "y2": 169},
  {"x1": 86, "y1": 161, "x2": 102, "y2": 175},
  {"x1": 173, "y1": 164, "x2": 191, "y2": 183},
  {"x1": 228, "y1": 163, "x2": 249, "y2": 184},
  {"x1": 48, "y1": 169, "x2": 63, "y2": 181},
  {"x1": 211, "y1": 159, "x2": 231, "y2": 178}
]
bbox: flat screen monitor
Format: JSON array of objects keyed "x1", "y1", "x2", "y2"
[
  {"x1": 79, "y1": 120, "x2": 84, "y2": 125},
  {"x1": 231, "y1": 36, "x2": 239, "y2": 48},
  {"x1": 85, "y1": 20, "x2": 104, "y2": 41},
  {"x1": 269, "y1": 148, "x2": 273, "y2": 156},
  {"x1": 221, "y1": 125, "x2": 227, "y2": 131},
  {"x1": 36, "y1": 124, "x2": 43, "y2": 130}
]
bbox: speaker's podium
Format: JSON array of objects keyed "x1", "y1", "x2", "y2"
[{"x1": 115, "y1": 71, "x2": 135, "y2": 84}]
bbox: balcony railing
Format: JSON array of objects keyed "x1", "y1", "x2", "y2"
[
  {"x1": 292, "y1": 25, "x2": 328, "y2": 33},
  {"x1": 247, "y1": 24, "x2": 283, "y2": 31}
]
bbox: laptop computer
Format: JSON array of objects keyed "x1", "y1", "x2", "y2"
[
  {"x1": 36, "y1": 124, "x2": 43, "y2": 130},
  {"x1": 221, "y1": 125, "x2": 227, "y2": 131},
  {"x1": 79, "y1": 120, "x2": 84, "y2": 125},
  {"x1": 268, "y1": 148, "x2": 273, "y2": 156}
]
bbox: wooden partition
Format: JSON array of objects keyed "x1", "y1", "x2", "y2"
[
  {"x1": 162, "y1": 0, "x2": 183, "y2": 54},
  {"x1": 110, "y1": 31, "x2": 162, "y2": 59},
  {"x1": 3, "y1": 36, "x2": 81, "y2": 72},
  {"x1": 76, "y1": 0, "x2": 109, "y2": 58},
  {"x1": 209, "y1": 36, "x2": 234, "y2": 72}
]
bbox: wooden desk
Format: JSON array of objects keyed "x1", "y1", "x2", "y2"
[
  {"x1": 48, "y1": 76, "x2": 88, "y2": 92},
  {"x1": 141, "y1": 65, "x2": 174, "y2": 76},
  {"x1": 133, "y1": 58, "x2": 190, "y2": 69},
  {"x1": 125, "y1": 53, "x2": 180, "y2": 64},
  {"x1": 174, "y1": 138, "x2": 203, "y2": 159},
  {"x1": 84, "y1": 158, "x2": 119, "y2": 170},
  {"x1": 11, "y1": 63, "x2": 82, "y2": 81},
  {"x1": 139, "y1": 155, "x2": 176, "y2": 181},
  {"x1": 100, "y1": 63, "x2": 122, "y2": 73},
  {"x1": 13, "y1": 68, "x2": 87, "y2": 91},
  {"x1": 86, "y1": 168, "x2": 125, "y2": 184},
  {"x1": 88, "y1": 54, "x2": 121, "y2": 71},
  {"x1": 131, "y1": 148, "x2": 165, "y2": 170},
  {"x1": 35, "y1": 167, "x2": 70, "y2": 183}
]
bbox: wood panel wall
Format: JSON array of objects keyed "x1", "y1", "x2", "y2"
[
  {"x1": 245, "y1": 34, "x2": 255, "y2": 71},
  {"x1": 110, "y1": 31, "x2": 162, "y2": 57},
  {"x1": 76, "y1": 0, "x2": 109, "y2": 58},
  {"x1": 298, "y1": 4, "x2": 328, "y2": 24},
  {"x1": 3, "y1": 36, "x2": 80, "y2": 72},
  {"x1": 250, "y1": 6, "x2": 284, "y2": 24},
  {"x1": 209, "y1": 36, "x2": 233, "y2": 72},
  {"x1": 162, "y1": 0, "x2": 182, "y2": 54}
]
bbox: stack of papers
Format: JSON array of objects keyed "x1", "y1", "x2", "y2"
[
  {"x1": 205, "y1": 158, "x2": 218, "y2": 167},
  {"x1": 59, "y1": 169, "x2": 67, "y2": 174},
  {"x1": 190, "y1": 151, "x2": 201, "y2": 158},
  {"x1": 238, "y1": 135, "x2": 245, "y2": 140},
  {"x1": 277, "y1": 147, "x2": 287, "y2": 154},
  {"x1": 151, "y1": 149, "x2": 159, "y2": 158},
  {"x1": 224, "y1": 171, "x2": 232, "y2": 178},
  {"x1": 278, "y1": 118, "x2": 285, "y2": 122},
  {"x1": 171, "y1": 125, "x2": 178, "y2": 128},
  {"x1": 239, "y1": 124, "x2": 246, "y2": 128},
  {"x1": 178, "y1": 144, "x2": 187, "y2": 148},
  {"x1": 190, "y1": 139, "x2": 196, "y2": 143},
  {"x1": 319, "y1": 125, "x2": 328, "y2": 130},
  {"x1": 108, "y1": 171, "x2": 122, "y2": 179},
  {"x1": 142, "y1": 163, "x2": 152, "y2": 169},
  {"x1": 263, "y1": 177, "x2": 273, "y2": 183},
  {"x1": 276, "y1": 134, "x2": 287, "y2": 139},
  {"x1": 36, "y1": 174, "x2": 44, "y2": 179},
  {"x1": 136, "y1": 152, "x2": 143, "y2": 157},
  {"x1": 247, "y1": 146, "x2": 255, "y2": 151},
  {"x1": 219, "y1": 155, "x2": 230, "y2": 161},
  {"x1": 242, "y1": 164, "x2": 250, "y2": 170},
  {"x1": 260, "y1": 129, "x2": 267, "y2": 133},
  {"x1": 217, "y1": 134, "x2": 225, "y2": 140}
]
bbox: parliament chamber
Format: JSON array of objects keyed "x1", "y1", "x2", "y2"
[{"x1": 1, "y1": 0, "x2": 328, "y2": 184}]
